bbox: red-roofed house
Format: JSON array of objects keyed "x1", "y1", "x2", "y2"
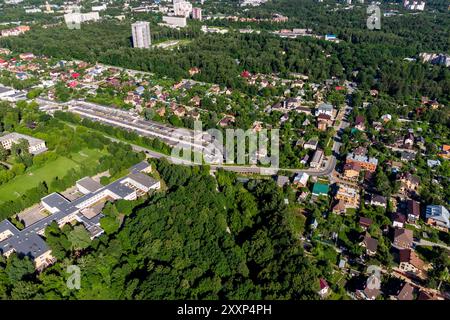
[
  {"x1": 318, "y1": 278, "x2": 330, "y2": 298},
  {"x1": 241, "y1": 70, "x2": 251, "y2": 78}
]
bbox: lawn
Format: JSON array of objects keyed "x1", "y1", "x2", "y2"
[{"x1": 0, "y1": 148, "x2": 106, "y2": 203}]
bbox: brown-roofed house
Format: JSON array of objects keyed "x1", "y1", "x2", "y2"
[
  {"x1": 392, "y1": 212, "x2": 407, "y2": 228},
  {"x1": 406, "y1": 200, "x2": 420, "y2": 223},
  {"x1": 395, "y1": 283, "x2": 414, "y2": 300},
  {"x1": 354, "y1": 115, "x2": 365, "y2": 131},
  {"x1": 393, "y1": 228, "x2": 413, "y2": 249},
  {"x1": 398, "y1": 172, "x2": 420, "y2": 194},
  {"x1": 359, "y1": 217, "x2": 373, "y2": 230},
  {"x1": 344, "y1": 162, "x2": 361, "y2": 179},
  {"x1": 399, "y1": 249, "x2": 425, "y2": 277},
  {"x1": 361, "y1": 234, "x2": 378, "y2": 256},
  {"x1": 332, "y1": 200, "x2": 346, "y2": 214}
]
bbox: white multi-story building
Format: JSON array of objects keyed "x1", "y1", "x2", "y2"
[
  {"x1": 64, "y1": 11, "x2": 100, "y2": 25},
  {"x1": 131, "y1": 21, "x2": 151, "y2": 48},
  {"x1": 162, "y1": 16, "x2": 187, "y2": 28},
  {"x1": 0, "y1": 133, "x2": 47, "y2": 155},
  {"x1": 92, "y1": 4, "x2": 107, "y2": 11}
]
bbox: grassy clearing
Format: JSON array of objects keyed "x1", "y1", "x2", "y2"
[{"x1": 0, "y1": 148, "x2": 106, "y2": 203}]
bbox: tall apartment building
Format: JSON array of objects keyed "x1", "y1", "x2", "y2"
[
  {"x1": 131, "y1": 21, "x2": 151, "y2": 48},
  {"x1": 174, "y1": 1, "x2": 192, "y2": 17},
  {"x1": 192, "y1": 7, "x2": 202, "y2": 20}
]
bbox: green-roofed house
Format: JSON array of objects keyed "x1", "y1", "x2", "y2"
[{"x1": 312, "y1": 182, "x2": 329, "y2": 197}]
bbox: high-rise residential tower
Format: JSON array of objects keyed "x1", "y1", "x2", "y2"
[{"x1": 131, "y1": 21, "x2": 151, "y2": 48}]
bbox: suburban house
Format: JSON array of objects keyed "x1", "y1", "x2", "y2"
[
  {"x1": 370, "y1": 194, "x2": 387, "y2": 208},
  {"x1": 315, "y1": 102, "x2": 333, "y2": 117},
  {"x1": 359, "y1": 217, "x2": 373, "y2": 230},
  {"x1": 345, "y1": 153, "x2": 378, "y2": 172},
  {"x1": 354, "y1": 115, "x2": 365, "y2": 131},
  {"x1": 399, "y1": 249, "x2": 425, "y2": 277},
  {"x1": 312, "y1": 182, "x2": 329, "y2": 197},
  {"x1": 425, "y1": 205, "x2": 449, "y2": 230},
  {"x1": 318, "y1": 278, "x2": 330, "y2": 298},
  {"x1": 406, "y1": 200, "x2": 420, "y2": 223},
  {"x1": 317, "y1": 113, "x2": 333, "y2": 131},
  {"x1": 304, "y1": 138, "x2": 319, "y2": 150},
  {"x1": 0, "y1": 132, "x2": 47, "y2": 155},
  {"x1": 393, "y1": 228, "x2": 413, "y2": 249},
  {"x1": 310, "y1": 149, "x2": 324, "y2": 168},
  {"x1": 343, "y1": 162, "x2": 361, "y2": 179},
  {"x1": 398, "y1": 172, "x2": 420, "y2": 194},
  {"x1": 292, "y1": 172, "x2": 309, "y2": 188},
  {"x1": 361, "y1": 233, "x2": 378, "y2": 256},
  {"x1": 335, "y1": 184, "x2": 359, "y2": 208},
  {"x1": 276, "y1": 175, "x2": 289, "y2": 188},
  {"x1": 0, "y1": 161, "x2": 159, "y2": 270},
  {"x1": 395, "y1": 283, "x2": 414, "y2": 300},
  {"x1": 392, "y1": 212, "x2": 407, "y2": 228},
  {"x1": 332, "y1": 200, "x2": 346, "y2": 214},
  {"x1": 357, "y1": 277, "x2": 381, "y2": 300}
]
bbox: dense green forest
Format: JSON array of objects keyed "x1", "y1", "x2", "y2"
[
  {"x1": 1, "y1": 19, "x2": 449, "y2": 104},
  {"x1": 0, "y1": 164, "x2": 322, "y2": 299}
]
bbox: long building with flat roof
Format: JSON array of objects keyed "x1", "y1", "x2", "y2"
[
  {"x1": 0, "y1": 132, "x2": 47, "y2": 155},
  {"x1": 0, "y1": 161, "x2": 160, "y2": 270}
]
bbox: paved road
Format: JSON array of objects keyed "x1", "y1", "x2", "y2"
[{"x1": 414, "y1": 239, "x2": 450, "y2": 251}]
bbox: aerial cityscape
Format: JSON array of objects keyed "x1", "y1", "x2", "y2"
[{"x1": 0, "y1": 0, "x2": 448, "y2": 306}]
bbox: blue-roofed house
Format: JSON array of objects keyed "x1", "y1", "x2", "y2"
[{"x1": 425, "y1": 205, "x2": 449, "y2": 230}]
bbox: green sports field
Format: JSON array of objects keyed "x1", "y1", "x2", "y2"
[{"x1": 0, "y1": 148, "x2": 106, "y2": 203}]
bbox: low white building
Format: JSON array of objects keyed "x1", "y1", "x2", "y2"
[
  {"x1": 162, "y1": 16, "x2": 187, "y2": 28},
  {"x1": 0, "y1": 132, "x2": 47, "y2": 155}
]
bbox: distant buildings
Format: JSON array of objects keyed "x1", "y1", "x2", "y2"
[
  {"x1": 403, "y1": 0, "x2": 425, "y2": 11},
  {"x1": 419, "y1": 53, "x2": 450, "y2": 67},
  {"x1": 173, "y1": 1, "x2": 192, "y2": 17},
  {"x1": 192, "y1": 7, "x2": 202, "y2": 20},
  {"x1": 132, "y1": 21, "x2": 151, "y2": 48},
  {"x1": 0, "y1": 132, "x2": 47, "y2": 155},
  {"x1": 406, "y1": 200, "x2": 420, "y2": 223},
  {"x1": 325, "y1": 34, "x2": 338, "y2": 41},
  {"x1": 0, "y1": 25, "x2": 30, "y2": 37},
  {"x1": 201, "y1": 26, "x2": 228, "y2": 34},
  {"x1": 64, "y1": 11, "x2": 100, "y2": 25},
  {"x1": 92, "y1": 4, "x2": 107, "y2": 11},
  {"x1": 162, "y1": 16, "x2": 187, "y2": 28}
]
